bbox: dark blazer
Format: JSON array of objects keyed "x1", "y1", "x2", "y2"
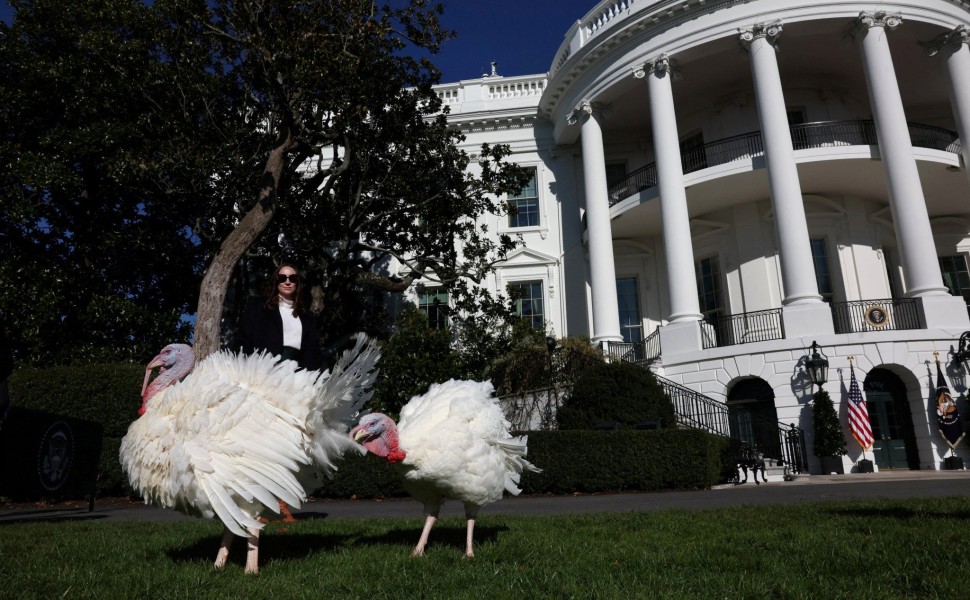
[{"x1": 234, "y1": 297, "x2": 323, "y2": 372}]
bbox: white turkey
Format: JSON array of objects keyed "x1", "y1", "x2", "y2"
[
  {"x1": 349, "y1": 379, "x2": 540, "y2": 557},
  {"x1": 120, "y1": 336, "x2": 379, "y2": 575}
]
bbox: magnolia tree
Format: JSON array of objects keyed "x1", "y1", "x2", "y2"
[
  {"x1": 0, "y1": 0, "x2": 529, "y2": 364},
  {"x1": 162, "y1": 0, "x2": 530, "y2": 358}
]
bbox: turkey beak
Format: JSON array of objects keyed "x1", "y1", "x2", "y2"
[
  {"x1": 142, "y1": 353, "x2": 166, "y2": 397},
  {"x1": 146, "y1": 353, "x2": 168, "y2": 370},
  {"x1": 141, "y1": 365, "x2": 154, "y2": 398},
  {"x1": 352, "y1": 428, "x2": 369, "y2": 442}
]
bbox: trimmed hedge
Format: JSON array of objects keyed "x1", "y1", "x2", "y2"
[
  {"x1": 520, "y1": 429, "x2": 729, "y2": 494},
  {"x1": 6, "y1": 363, "x2": 730, "y2": 502},
  {"x1": 8, "y1": 364, "x2": 143, "y2": 497},
  {"x1": 315, "y1": 428, "x2": 728, "y2": 498}
]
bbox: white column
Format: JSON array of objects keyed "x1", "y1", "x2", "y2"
[
  {"x1": 935, "y1": 26, "x2": 970, "y2": 181},
  {"x1": 569, "y1": 101, "x2": 623, "y2": 345},
  {"x1": 635, "y1": 56, "x2": 704, "y2": 356},
  {"x1": 855, "y1": 12, "x2": 948, "y2": 299},
  {"x1": 636, "y1": 56, "x2": 701, "y2": 324},
  {"x1": 740, "y1": 21, "x2": 821, "y2": 307},
  {"x1": 740, "y1": 21, "x2": 833, "y2": 338}
]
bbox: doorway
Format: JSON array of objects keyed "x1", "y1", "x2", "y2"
[
  {"x1": 727, "y1": 378, "x2": 780, "y2": 459},
  {"x1": 864, "y1": 368, "x2": 919, "y2": 470}
]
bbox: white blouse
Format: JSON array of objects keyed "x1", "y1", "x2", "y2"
[{"x1": 278, "y1": 297, "x2": 302, "y2": 349}]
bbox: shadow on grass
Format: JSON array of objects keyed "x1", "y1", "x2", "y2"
[
  {"x1": 351, "y1": 523, "x2": 510, "y2": 553},
  {"x1": 166, "y1": 523, "x2": 511, "y2": 568},
  {"x1": 166, "y1": 531, "x2": 352, "y2": 569}
]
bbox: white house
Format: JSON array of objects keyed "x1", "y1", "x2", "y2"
[{"x1": 423, "y1": 0, "x2": 970, "y2": 474}]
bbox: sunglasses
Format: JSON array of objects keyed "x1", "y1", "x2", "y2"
[{"x1": 277, "y1": 274, "x2": 299, "y2": 284}]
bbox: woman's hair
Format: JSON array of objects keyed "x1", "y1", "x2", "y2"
[{"x1": 264, "y1": 262, "x2": 307, "y2": 317}]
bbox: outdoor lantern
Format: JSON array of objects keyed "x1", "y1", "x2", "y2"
[
  {"x1": 546, "y1": 336, "x2": 558, "y2": 355},
  {"x1": 954, "y1": 331, "x2": 970, "y2": 373},
  {"x1": 805, "y1": 340, "x2": 829, "y2": 389}
]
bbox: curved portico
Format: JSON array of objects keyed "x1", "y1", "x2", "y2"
[{"x1": 553, "y1": 4, "x2": 970, "y2": 351}]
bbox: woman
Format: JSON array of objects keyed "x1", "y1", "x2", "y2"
[
  {"x1": 235, "y1": 263, "x2": 323, "y2": 372},
  {"x1": 234, "y1": 263, "x2": 323, "y2": 521}
]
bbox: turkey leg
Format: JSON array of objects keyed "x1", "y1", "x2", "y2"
[
  {"x1": 214, "y1": 527, "x2": 234, "y2": 569},
  {"x1": 412, "y1": 507, "x2": 440, "y2": 557},
  {"x1": 464, "y1": 518, "x2": 476, "y2": 558},
  {"x1": 244, "y1": 528, "x2": 260, "y2": 575}
]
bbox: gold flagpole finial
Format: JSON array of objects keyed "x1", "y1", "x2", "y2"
[{"x1": 934, "y1": 350, "x2": 940, "y2": 362}]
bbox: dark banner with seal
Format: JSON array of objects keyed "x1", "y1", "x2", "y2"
[{"x1": 0, "y1": 407, "x2": 102, "y2": 502}]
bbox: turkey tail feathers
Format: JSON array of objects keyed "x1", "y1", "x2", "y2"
[
  {"x1": 493, "y1": 435, "x2": 542, "y2": 496},
  {"x1": 306, "y1": 335, "x2": 381, "y2": 475}
]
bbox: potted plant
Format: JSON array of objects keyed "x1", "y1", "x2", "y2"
[{"x1": 812, "y1": 388, "x2": 847, "y2": 474}]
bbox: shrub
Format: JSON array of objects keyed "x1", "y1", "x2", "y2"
[
  {"x1": 556, "y1": 360, "x2": 676, "y2": 430},
  {"x1": 369, "y1": 306, "x2": 459, "y2": 418},
  {"x1": 491, "y1": 331, "x2": 603, "y2": 396},
  {"x1": 812, "y1": 388, "x2": 847, "y2": 457}
]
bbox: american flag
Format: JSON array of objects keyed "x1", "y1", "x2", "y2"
[{"x1": 846, "y1": 367, "x2": 873, "y2": 450}]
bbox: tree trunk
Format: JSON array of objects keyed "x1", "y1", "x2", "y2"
[{"x1": 193, "y1": 141, "x2": 291, "y2": 359}]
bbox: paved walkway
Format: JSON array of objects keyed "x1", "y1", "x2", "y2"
[{"x1": 3, "y1": 470, "x2": 969, "y2": 526}]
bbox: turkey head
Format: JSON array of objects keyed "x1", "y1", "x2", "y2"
[{"x1": 140, "y1": 343, "x2": 195, "y2": 415}]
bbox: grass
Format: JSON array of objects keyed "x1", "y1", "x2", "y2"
[{"x1": 3, "y1": 497, "x2": 970, "y2": 599}]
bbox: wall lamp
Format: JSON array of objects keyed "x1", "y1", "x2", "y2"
[
  {"x1": 805, "y1": 341, "x2": 829, "y2": 391},
  {"x1": 953, "y1": 332, "x2": 970, "y2": 372}
]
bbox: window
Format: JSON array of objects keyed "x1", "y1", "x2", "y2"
[
  {"x1": 695, "y1": 257, "x2": 724, "y2": 319},
  {"x1": 509, "y1": 281, "x2": 544, "y2": 329},
  {"x1": 788, "y1": 108, "x2": 808, "y2": 149},
  {"x1": 418, "y1": 287, "x2": 449, "y2": 329},
  {"x1": 939, "y1": 255, "x2": 970, "y2": 304},
  {"x1": 605, "y1": 163, "x2": 628, "y2": 190},
  {"x1": 786, "y1": 108, "x2": 806, "y2": 126},
  {"x1": 811, "y1": 238, "x2": 833, "y2": 302},
  {"x1": 616, "y1": 277, "x2": 642, "y2": 344},
  {"x1": 508, "y1": 167, "x2": 539, "y2": 228},
  {"x1": 680, "y1": 131, "x2": 707, "y2": 172}
]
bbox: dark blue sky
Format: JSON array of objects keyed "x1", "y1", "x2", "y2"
[
  {"x1": 435, "y1": 1, "x2": 596, "y2": 82},
  {"x1": 0, "y1": 1, "x2": 597, "y2": 82}
]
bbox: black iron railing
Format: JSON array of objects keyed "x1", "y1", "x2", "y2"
[
  {"x1": 655, "y1": 373, "x2": 808, "y2": 474},
  {"x1": 701, "y1": 308, "x2": 784, "y2": 349},
  {"x1": 606, "y1": 328, "x2": 661, "y2": 366},
  {"x1": 608, "y1": 163, "x2": 656, "y2": 204},
  {"x1": 608, "y1": 120, "x2": 962, "y2": 206},
  {"x1": 830, "y1": 298, "x2": 921, "y2": 334},
  {"x1": 656, "y1": 374, "x2": 731, "y2": 437}
]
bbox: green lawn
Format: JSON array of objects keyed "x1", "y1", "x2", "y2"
[{"x1": 2, "y1": 497, "x2": 969, "y2": 599}]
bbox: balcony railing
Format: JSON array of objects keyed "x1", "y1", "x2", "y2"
[
  {"x1": 607, "y1": 327, "x2": 661, "y2": 366},
  {"x1": 701, "y1": 309, "x2": 784, "y2": 349},
  {"x1": 831, "y1": 298, "x2": 921, "y2": 334},
  {"x1": 608, "y1": 120, "x2": 962, "y2": 206}
]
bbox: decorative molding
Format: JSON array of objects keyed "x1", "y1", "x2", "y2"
[
  {"x1": 498, "y1": 247, "x2": 559, "y2": 267},
  {"x1": 689, "y1": 218, "x2": 732, "y2": 242},
  {"x1": 857, "y1": 11, "x2": 903, "y2": 31},
  {"x1": 632, "y1": 53, "x2": 681, "y2": 80},
  {"x1": 922, "y1": 25, "x2": 970, "y2": 57},
  {"x1": 738, "y1": 20, "x2": 783, "y2": 50},
  {"x1": 848, "y1": 11, "x2": 903, "y2": 41},
  {"x1": 566, "y1": 100, "x2": 610, "y2": 126},
  {"x1": 566, "y1": 100, "x2": 594, "y2": 126}
]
